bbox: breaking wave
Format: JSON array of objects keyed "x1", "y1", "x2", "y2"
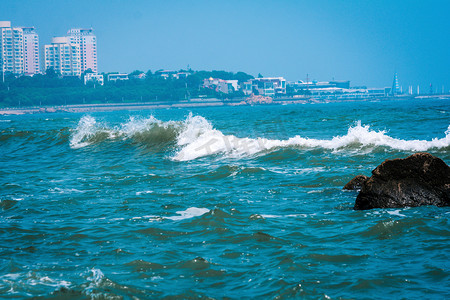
[
  {"x1": 70, "y1": 114, "x2": 450, "y2": 160},
  {"x1": 69, "y1": 115, "x2": 180, "y2": 149}
]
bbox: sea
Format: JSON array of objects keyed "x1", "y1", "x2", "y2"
[{"x1": 1, "y1": 98, "x2": 449, "y2": 299}]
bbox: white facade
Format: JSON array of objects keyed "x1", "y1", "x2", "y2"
[
  {"x1": 67, "y1": 28, "x2": 97, "y2": 73},
  {"x1": 244, "y1": 77, "x2": 286, "y2": 96},
  {"x1": 107, "y1": 73, "x2": 129, "y2": 81},
  {"x1": 203, "y1": 78, "x2": 238, "y2": 94},
  {"x1": 84, "y1": 73, "x2": 104, "y2": 85},
  {"x1": 0, "y1": 21, "x2": 24, "y2": 75},
  {"x1": 44, "y1": 37, "x2": 81, "y2": 76},
  {"x1": 22, "y1": 27, "x2": 40, "y2": 75}
]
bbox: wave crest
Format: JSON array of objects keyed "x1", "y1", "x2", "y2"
[
  {"x1": 174, "y1": 119, "x2": 450, "y2": 161},
  {"x1": 70, "y1": 115, "x2": 181, "y2": 149},
  {"x1": 70, "y1": 115, "x2": 450, "y2": 161}
]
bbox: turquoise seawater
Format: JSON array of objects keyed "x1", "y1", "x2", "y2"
[{"x1": 1, "y1": 99, "x2": 449, "y2": 299}]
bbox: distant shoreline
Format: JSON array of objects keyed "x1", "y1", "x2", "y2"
[{"x1": 0, "y1": 95, "x2": 448, "y2": 116}]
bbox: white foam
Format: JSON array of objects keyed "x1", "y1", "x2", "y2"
[
  {"x1": 174, "y1": 114, "x2": 281, "y2": 161},
  {"x1": 1, "y1": 272, "x2": 72, "y2": 290},
  {"x1": 173, "y1": 119, "x2": 450, "y2": 161},
  {"x1": 70, "y1": 115, "x2": 450, "y2": 160},
  {"x1": 119, "y1": 115, "x2": 179, "y2": 138},
  {"x1": 49, "y1": 187, "x2": 83, "y2": 194},
  {"x1": 70, "y1": 115, "x2": 181, "y2": 149},
  {"x1": 136, "y1": 190, "x2": 154, "y2": 196},
  {"x1": 83, "y1": 268, "x2": 105, "y2": 297},
  {"x1": 69, "y1": 116, "x2": 114, "y2": 149},
  {"x1": 1, "y1": 273, "x2": 21, "y2": 280},
  {"x1": 387, "y1": 209, "x2": 406, "y2": 217},
  {"x1": 260, "y1": 214, "x2": 283, "y2": 218},
  {"x1": 165, "y1": 207, "x2": 210, "y2": 221}
]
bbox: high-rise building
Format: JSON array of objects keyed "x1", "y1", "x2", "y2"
[
  {"x1": 0, "y1": 21, "x2": 24, "y2": 75},
  {"x1": 44, "y1": 37, "x2": 81, "y2": 76},
  {"x1": 22, "y1": 27, "x2": 40, "y2": 75},
  {"x1": 67, "y1": 28, "x2": 97, "y2": 73}
]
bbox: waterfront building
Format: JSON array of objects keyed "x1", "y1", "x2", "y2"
[
  {"x1": 289, "y1": 80, "x2": 350, "y2": 91},
  {"x1": 0, "y1": 21, "x2": 24, "y2": 75},
  {"x1": 244, "y1": 77, "x2": 286, "y2": 96},
  {"x1": 308, "y1": 86, "x2": 391, "y2": 100},
  {"x1": 243, "y1": 82, "x2": 253, "y2": 95},
  {"x1": 84, "y1": 73, "x2": 104, "y2": 85},
  {"x1": 67, "y1": 28, "x2": 97, "y2": 73},
  {"x1": 203, "y1": 77, "x2": 238, "y2": 94},
  {"x1": 44, "y1": 37, "x2": 81, "y2": 76},
  {"x1": 107, "y1": 73, "x2": 129, "y2": 82},
  {"x1": 22, "y1": 27, "x2": 40, "y2": 75}
]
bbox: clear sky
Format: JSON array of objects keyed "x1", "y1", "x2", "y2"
[{"x1": 1, "y1": 0, "x2": 450, "y2": 90}]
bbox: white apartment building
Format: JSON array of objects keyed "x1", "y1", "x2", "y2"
[
  {"x1": 67, "y1": 28, "x2": 97, "y2": 73},
  {"x1": 0, "y1": 21, "x2": 41, "y2": 76},
  {"x1": 44, "y1": 37, "x2": 81, "y2": 76},
  {"x1": 0, "y1": 21, "x2": 24, "y2": 75},
  {"x1": 22, "y1": 27, "x2": 40, "y2": 75}
]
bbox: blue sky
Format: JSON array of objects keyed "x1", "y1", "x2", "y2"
[{"x1": 1, "y1": 0, "x2": 450, "y2": 90}]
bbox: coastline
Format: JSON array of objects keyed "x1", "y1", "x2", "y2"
[{"x1": 0, "y1": 95, "x2": 448, "y2": 116}]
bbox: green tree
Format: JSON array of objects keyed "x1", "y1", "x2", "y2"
[{"x1": 45, "y1": 68, "x2": 58, "y2": 78}]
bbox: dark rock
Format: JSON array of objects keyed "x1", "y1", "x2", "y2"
[
  {"x1": 353, "y1": 153, "x2": 450, "y2": 210},
  {"x1": 344, "y1": 175, "x2": 369, "y2": 190}
]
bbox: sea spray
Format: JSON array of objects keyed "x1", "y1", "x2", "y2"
[
  {"x1": 69, "y1": 115, "x2": 114, "y2": 149},
  {"x1": 173, "y1": 119, "x2": 450, "y2": 161},
  {"x1": 70, "y1": 115, "x2": 181, "y2": 149},
  {"x1": 70, "y1": 115, "x2": 450, "y2": 159}
]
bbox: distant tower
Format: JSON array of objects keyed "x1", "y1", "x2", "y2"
[
  {"x1": 391, "y1": 72, "x2": 400, "y2": 96},
  {"x1": 22, "y1": 27, "x2": 40, "y2": 75}
]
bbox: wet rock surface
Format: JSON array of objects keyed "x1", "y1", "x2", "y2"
[
  {"x1": 352, "y1": 153, "x2": 450, "y2": 210},
  {"x1": 343, "y1": 175, "x2": 369, "y2": 190}
]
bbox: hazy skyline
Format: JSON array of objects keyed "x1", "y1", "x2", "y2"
[{"x1": 1, "y1": 0, "x2": 450, "y2": 90}]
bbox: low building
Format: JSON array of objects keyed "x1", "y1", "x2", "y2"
[
  {"x1": 243, "y1": 77, "x2": 286, "y2": 96},
  {"x1": 203, "y1": 77, "x2": 238, "y2": 94},
  {"x1": 154, "y1": 70, "x2": 191, "y2": 80},
  {"x1": 367, "y1": 88, "x2": 390, "y2": 97},
  {"x1": 155, "y1": 70, "x2": 175, "y2": 79},
  {"x1": 309, "y1": 86, "x2": 392, "y2": 100},
  {"x1": 290, "y1": 80, "x2": 350, "y2": 91},
  {"x1": 175, "y1": 72, "x2": 190, "y2": 79},
  {"x1": 107, "y1": 73, "x2": 129, "y2": 82},
  {"x1": 84, "y1": 73, "x2": 104, "y2": 85},
  {"x1": 130, "y1": 72, "x2": 146, "y2": 80}
]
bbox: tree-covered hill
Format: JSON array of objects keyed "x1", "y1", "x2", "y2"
[{"x1": 0, "y1": 69, "x2": 254, "y2": 108}]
